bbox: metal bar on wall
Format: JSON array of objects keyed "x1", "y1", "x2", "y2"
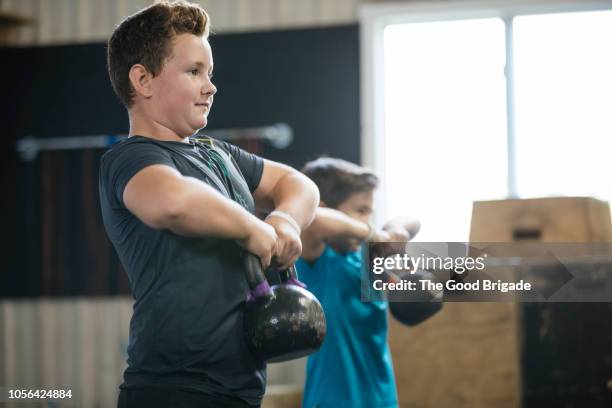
[{"x1": 15, "y1": 122, "x2": 293, "y2": 161}]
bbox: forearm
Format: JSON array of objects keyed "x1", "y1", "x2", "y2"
[
  {"x1": 159, "y1": 176, "x2": 258, "y2": 239},
  {"x1": 300, "y1": 207, "x2": 371, "y2": 261},
  {"x1": 308, "y1": 208, "x2": 370, "y2": 240},
  {"x1": 267, "y1": 172, "x2": 319, "y2": 231}
]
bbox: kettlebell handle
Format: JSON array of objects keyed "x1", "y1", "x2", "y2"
[
  {"x1": 243, "y1": 253, "x2": 305, "y2": 299},
  {"x1": 278, "y1": 264, "x2": 298, "y2": 283},
  {"x1": 243, "y1": 252, "x2": 299, "y2": 286},
  {"x1": 243, "y1": 252, "x2": 273, "y2": 298},
  {"x1": 243, "y1": 252, "x2": 268, "y2": 289}
]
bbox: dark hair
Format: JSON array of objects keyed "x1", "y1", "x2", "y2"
[
  {"x1": 302, "y1": 157, "x2": 379, "y2": 208},
  {"x1": 107, "y1": 1, "x2": 210, "y2": 108}
]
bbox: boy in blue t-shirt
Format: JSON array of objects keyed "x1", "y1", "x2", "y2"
[{"x1": 297, "y1": 157, "x2": 420, "y2": 408}]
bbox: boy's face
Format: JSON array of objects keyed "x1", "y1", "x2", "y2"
[
  {"x1": 327, "y1": 189, "x2": 375, "y2": 253},
  {"x1": 150, "y1": 33, "x2": 217, "y2": 137},
  {"x1": 336, "y1": 189, "x2": 374, "y2": 224}
]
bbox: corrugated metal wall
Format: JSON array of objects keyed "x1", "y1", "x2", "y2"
[
  {"x1": 0, "y1": 0, "x2": 361, "y2": 46},
  {"x1": 0, "y1": 298, "x2": 306, "y2": 407},
  {"x1": 0, "y1": 298, "x2": 131, "y2": 408}
]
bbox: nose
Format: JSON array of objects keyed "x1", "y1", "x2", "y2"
[{"x1": 202, "y1": 78, "x2": 217, "y2": 97}]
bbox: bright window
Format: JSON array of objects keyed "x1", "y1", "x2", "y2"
[
  {"x1": 514, "y1": 10, "x2": 612, "y2": 201},
  {"x1": 374, "y1": 6, "x2": 612, "y2": 242},
  {"x1": 383, "y1": 18, "x2": 507, "y2": 241}
]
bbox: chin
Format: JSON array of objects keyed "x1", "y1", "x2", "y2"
[{"x1": 191, "y1": 120, "x2": 207, "y2": 133}]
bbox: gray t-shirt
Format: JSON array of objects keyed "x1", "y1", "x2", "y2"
[{"x1": 98, "y1": 136, "x2": 265, "y2": 404}]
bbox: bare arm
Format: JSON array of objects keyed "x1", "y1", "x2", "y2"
[
  {"x1": 253, "y1": 159, "x2": 319, "y2": 230},
  {"x1": 305, "y1": 207, "x2": 370, "y2": 241},
  {"x1": 123, "y1": 164, "x2": 277, "y2": 267},
  {"x1": 300, "y1": 208, "x2": 389, "y2": 262},
  {"x1": 252, "y1": 159, "x2": 320, "y2": 268}
]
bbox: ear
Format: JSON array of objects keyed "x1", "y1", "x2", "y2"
[{"x1": 128, "y1": 64, "x2": 154, "y2": 99}]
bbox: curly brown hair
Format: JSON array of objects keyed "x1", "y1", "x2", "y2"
[
  {"x1": 302, "y1": 157, "x2": 379, "y2": 208},
  {"x1": 107, "y1": 1, "x2": 210, "y2": 108}
]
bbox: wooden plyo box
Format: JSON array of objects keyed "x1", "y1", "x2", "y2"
[
  {"x1": 470, "y1": 197, "x2": 612, "y2": 243},
  {"x1": 389, "y1": 197, "x2": 612, "y2": 408}
]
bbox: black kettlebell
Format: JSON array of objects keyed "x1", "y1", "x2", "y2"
[
  {"x1": 387, "y1": 269, "x2": 443, "y2": 326},
  {"x1": 242, "y1": 253, "x2": 326, "y2": 363}
]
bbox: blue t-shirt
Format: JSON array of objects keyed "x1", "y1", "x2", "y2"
[{"x1": 296, "y1": 246, "x2": 398, "y2": 408}]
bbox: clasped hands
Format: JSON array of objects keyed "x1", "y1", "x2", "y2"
[{"x1": 239, "y1": 212, "x2": 302, "y2": 271}]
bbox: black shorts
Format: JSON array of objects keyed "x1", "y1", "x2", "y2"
[{"x1": 117, "y1": 388, "x2": 259, "y2": 408}]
